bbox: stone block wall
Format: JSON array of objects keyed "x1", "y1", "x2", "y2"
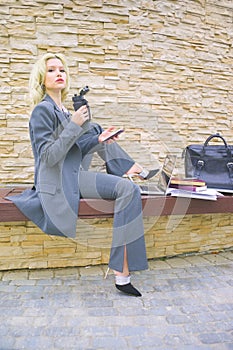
[
  {"x1": 0, "y1": 0, "x2": 233, "y2": 183},
  {"x1": 0, "y1": 213, "x2": 232, "y2": 270}
]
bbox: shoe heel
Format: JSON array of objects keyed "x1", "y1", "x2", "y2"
[{"x1": 104, "y1": 267, "x2": 110, "y2": 279}]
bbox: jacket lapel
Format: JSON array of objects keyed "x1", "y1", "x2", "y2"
[{"x1": 43, "y1": 94, "x2": 68, "y2": 125}]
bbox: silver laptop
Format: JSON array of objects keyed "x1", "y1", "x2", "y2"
[{"x1": 139, "y1": 154, "x2": 177, "y2": 195}]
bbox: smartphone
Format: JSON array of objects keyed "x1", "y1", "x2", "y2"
[{"x1": 102, "y1": 128, "x2": 124, "y2": 142}]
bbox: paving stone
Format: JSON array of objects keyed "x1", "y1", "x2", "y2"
[
  {"x1": 199, "y1": 332, "x2": 233, "y2": 345},
  {"x1": 148, "y1": 259, "x2": 171, "y2": 270},
  {"x1": 165, "y1": 257, "x2": 193, "y2": 268},
  {"x1": 0, "y1": 336, "x2": 16, "y2": 349},
  {"x1": 0, "y1": 251, "x2": 232, "y2": 350},
  {"x1": 79, "y1": 265, "x2": 105, "y2": 277},
  {"x1": 53, "y1": 267, "x2": 79, "y2": 278},
  {"x1": 202, "y1": 254, "x2": 233, "y2": 265},
  {"x1": 2, "y1": 270, "x2": 29, "y2": 281},
  {"x1": 184, "y1": 255, "x2": 213, "y2": 266},
  {"x1": 92, "y1": 336, "x2": 128, "y2": 349},
  {"x1": 29, "y1": 269, "x2": 54, "y2": 280},
  {"x1": 219, "y1": 251, "x2": 233, "y2": 261}
]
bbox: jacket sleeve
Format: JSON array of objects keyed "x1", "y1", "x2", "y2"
[
  {"x1": 76, "y1": 122, "x2": 103, "y2": 156},
  {"x1": 29, "y1": 101, "x2": 87, "y2": 167}
]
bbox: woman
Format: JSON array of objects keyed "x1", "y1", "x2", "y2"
[{"x1": 8, "y1": 53, "x2": 155, "y2": 297}]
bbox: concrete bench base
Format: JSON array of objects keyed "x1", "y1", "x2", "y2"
[{"x1": 0, "y1": 213, "x2": 232, "y2": 271}]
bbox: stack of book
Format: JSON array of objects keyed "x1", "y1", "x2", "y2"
[
  {"x1": 167, "y1": 178, "x2": 222, "y2": 201},
  {"x1": 169, "y1": 178, "x2": 207, "y2": 191}
]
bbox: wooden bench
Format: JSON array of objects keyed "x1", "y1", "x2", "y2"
[{"x1": 1, "y1": 187, "x2": 233, "y2": 222}]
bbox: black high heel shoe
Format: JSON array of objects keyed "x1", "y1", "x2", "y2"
[
  {"x1": 138, "y1": 168, "x2": 160, "y2": 180},
  {"x1": 115, "y1": 283, "x2": 142, "y2": 297}
]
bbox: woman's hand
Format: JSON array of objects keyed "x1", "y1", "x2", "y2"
[
  {"x1": 71, "y1": 105, "x2": 89, "y2": 126},
  {"x1": 98, "y1": 127, "x2": 121, "y2": 143}
]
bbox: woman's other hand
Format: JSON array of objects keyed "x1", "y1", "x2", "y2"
[
  {"x1": 71, "y1": 105, "x2": 89, "y2": 126},
  {"x1": 98, "y1": 127, "x2": 121, "y2": 143}
]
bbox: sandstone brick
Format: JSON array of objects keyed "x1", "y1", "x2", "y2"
[
  {"x1": 45, "y1": 247, "x2": 76, "y2": 256},
  {"x1": 28, "y1": 260, "x2": 48, "y2": 269},
  {"x1": 21, "y1": 246, "x2": 44, "y2": 258},
  {"x1": 0, "y1": 246, "x2": 24, "y2": 257}
]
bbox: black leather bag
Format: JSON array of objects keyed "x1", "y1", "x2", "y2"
[{"x1": 183, "y1": 133, "x2": 233, "y2": 189}]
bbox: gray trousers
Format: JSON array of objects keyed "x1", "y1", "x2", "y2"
[
  {"x1": 9, "y1": 124, "x2": 148, "y2": 273},
  {"x1": 79, "y1": 140, "x2": 148, "y2": 273}
]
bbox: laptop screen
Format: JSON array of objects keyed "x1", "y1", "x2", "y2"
[{"x1": 157, "y1": 154, "x2": 177, "y2": 192}]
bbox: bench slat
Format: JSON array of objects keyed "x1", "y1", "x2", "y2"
[{"x1": 1, "y1": 187, "x2": 233, "y2": 222}]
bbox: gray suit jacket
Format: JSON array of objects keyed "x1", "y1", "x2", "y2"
[
  {"x1": 7, "y1": 95, "x2": 135, "y2": 238},
  {"x1": 8, "y1": 95, "x2": 98, "y2": 238}
]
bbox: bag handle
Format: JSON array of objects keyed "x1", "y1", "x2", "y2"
[
  {"x1": 203, "y1": 133, "x2": 232, "y2": 158},
  {"x1": 204, "y1": 133, "x2": 228, "y2": 148}
]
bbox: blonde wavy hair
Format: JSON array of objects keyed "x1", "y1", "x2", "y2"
[{"x1": 29, "y1": 53, "x2": 70, "y2": 107}]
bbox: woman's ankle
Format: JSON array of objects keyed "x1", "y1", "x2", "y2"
[
  {"x1": 113, "y1": 270, "x2": 129, "y2": 277},
  {"x1": 125, "y1": 162, "x2": 142, "y2": 175},
  {"x1": 115, "y1": 274, "x2": 131, "y2": 286}
]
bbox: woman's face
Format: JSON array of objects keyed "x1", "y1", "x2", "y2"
[{"x1": 44, "y1": 57, "x2": 67, "y2": 93}]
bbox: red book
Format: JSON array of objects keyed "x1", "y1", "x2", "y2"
[
  {"x1": 170, "y1": 177, "x2": 206, "y2": 187},
  {"x1": 169, "y1": 184, "x2": 207, "y2": 192}
]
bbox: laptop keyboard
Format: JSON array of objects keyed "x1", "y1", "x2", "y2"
[{"x1": 140, "y1": 185, "x2": 159, "y2": 192}]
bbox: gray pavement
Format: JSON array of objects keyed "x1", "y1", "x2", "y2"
[{"x1": 0, "y1": 251, "x2": 232, "y2": 350}]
